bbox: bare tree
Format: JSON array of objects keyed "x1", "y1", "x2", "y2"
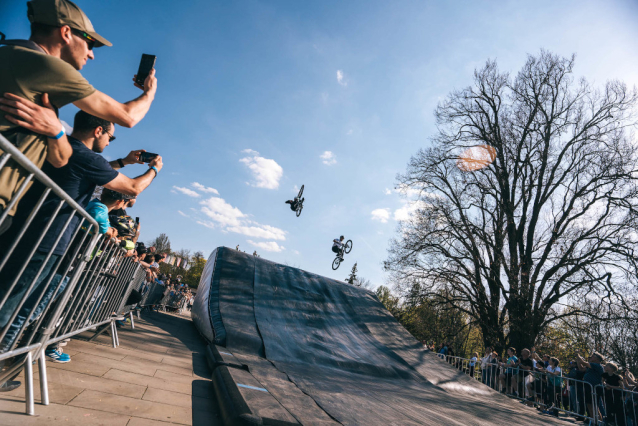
[
  {"x1": 355, "y1": 276, "x2": 374, "y2": 290},
  {"x1": 555, "y1": 298, "x2": 638, "y2": 375},
  {"x1": 385, "y1": 51, "x2": 638, "y2": 352},
  {"x1": 149, "y1": 233, "x2": 171, "y2": 254}
]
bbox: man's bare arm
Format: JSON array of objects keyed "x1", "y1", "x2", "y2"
[
  {"x1": 0, "y1": 93, "x2": 72, "y2": 167},
  {"x1": 73, "y1": 70, "x2": 157, "y2": 128},
  {"x1": 575, "y1": 354, "x2": 590, "y2": 368},
  {"x1": 109, "y1": 149, "x2": 146, "y2": 170},
  {"x1": 103, "y1": 156, "x2": 163, "y2": 196}
]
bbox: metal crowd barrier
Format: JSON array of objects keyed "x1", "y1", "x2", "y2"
[
  {"x1": 137, "y1": 278, "x2": 166, "y2": 309},
  {"x1": 46, "y1": 239, "x2": 142, "y2": 348},
  {"x1": 0, "y1": 134, "x2": 147, "y2": 416},
  {"x1": 436, "y1": 353, "x2": 638, "y2": 425},
  {"x1": 0, "y1": 133, "x2": 100, "y2": 414}
]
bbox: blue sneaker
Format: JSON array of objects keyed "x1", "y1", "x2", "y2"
[{"x1": 45, "y1": 349, "x2": 71, "y2": 363}]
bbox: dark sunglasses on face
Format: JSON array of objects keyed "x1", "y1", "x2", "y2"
[
  {"x1": 102, "y1": 128, "x2": 116, "y2": 142},
  {"x1": 71, "y1": 29, "x2": 96, "y2": 50}
]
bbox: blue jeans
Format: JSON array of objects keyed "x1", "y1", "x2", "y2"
[
  {"x1": 0, "y1": 252, "x2": 60, "y2": 330},
  {"x1": 0, "y1": 271, "x2": 68, "y2": 352}
]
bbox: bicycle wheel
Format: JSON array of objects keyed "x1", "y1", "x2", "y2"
[
  {"x1": 332, "y1": 257, "x2": 341, "y2": 270},
  {"x1": 296, "y1": 204, "x2": 303, "y2": 217},
  {"x1": 344, "y1": 240, "x2": 353, "y2": 254},
  {"x1": 298, "y1": 184, "x2": 304, "y2": 199}
]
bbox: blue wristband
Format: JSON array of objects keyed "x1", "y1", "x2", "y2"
[
  {"x1": 150, "y1": 166, "x2": 158, "y2": 175},
  {"x1": 49, "y1": 128, "x2": 65, "y2": 140}
]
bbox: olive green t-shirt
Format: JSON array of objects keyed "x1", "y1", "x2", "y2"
[{"x1": 0, "y1": 43, "x2": 96, "y2": 214}]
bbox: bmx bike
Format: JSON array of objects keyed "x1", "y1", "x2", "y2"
[
  {"x1": 295, "y1": 185, "x2": 304, "y2": 217},
  {"x1": 332, "y1": 239, "x2": 353, "y2": 270}
]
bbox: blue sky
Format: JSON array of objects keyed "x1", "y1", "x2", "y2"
[{"x1": 2, "y1": 0, "x2": 638, "y2": 288}]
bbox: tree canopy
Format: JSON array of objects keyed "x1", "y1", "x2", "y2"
[{"x1": 385, "y1": 51, "x2": 638, "y2": 353}]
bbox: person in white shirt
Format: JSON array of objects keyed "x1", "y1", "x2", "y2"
[
  {"x1": 332, "y1": 236, "x2": 345, "y2": 259},
  {"x1": 469, "y1": 352, "x2": 478, "y2": 379},
  {"x1": 540, "y1": 357, "x2": 562, "y2": 414}
]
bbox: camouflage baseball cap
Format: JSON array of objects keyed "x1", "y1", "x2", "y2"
[{"x1": 27, "y1": 0, "x2": 112, "y2": 47}]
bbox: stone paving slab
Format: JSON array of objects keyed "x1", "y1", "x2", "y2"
[{"x1": 0, "y1": 311, "x2": 222, "y2": 425}]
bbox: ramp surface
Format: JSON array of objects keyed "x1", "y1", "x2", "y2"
[{"x1": 193, "y1": 247, "x2": 567, "y2": 425}]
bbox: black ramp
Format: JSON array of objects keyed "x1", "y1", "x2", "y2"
[
  {"x1": 196, "y1": 248, "x2": 567, "y2": 425},
  {"x1": 214, "y1": 247, "x2": 264, "y2": 357}
]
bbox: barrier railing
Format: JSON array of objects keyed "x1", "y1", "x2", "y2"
[
  {"x1": 0, "y1": 133, "x2": 101, "y2": 413},
  {"x1": 436, "y1": 353, "x2": 638, "y2": 425},
  {"x1": 0, "y1": 133, "x2": 146, "y2": 416},
  {"x1": 138, "y1": 278, "x2": 166, "y2": 310}
]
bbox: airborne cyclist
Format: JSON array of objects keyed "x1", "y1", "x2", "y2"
[
  {"x1": 285, "y1": 196, "x2": 303, "y2": 212},
  {"x1": 332, "y1": 236, "x2": 345, "y2": 259}
]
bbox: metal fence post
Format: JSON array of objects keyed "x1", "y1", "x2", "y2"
[
  {"x1": 38, "y1": 353, "x2": 48, "y2": 406},
  {"x1": 24, "y1": 351, "x2": 34, "y2": 415}
]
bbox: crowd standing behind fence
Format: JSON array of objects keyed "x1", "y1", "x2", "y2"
[
  {"x1": 430, "y1": 342, "x2": 638, "y2": 425},
  {"x1": 0, "y1": 0, "x2": 166, "y2": 410}
]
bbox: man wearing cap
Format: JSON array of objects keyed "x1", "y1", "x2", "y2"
[
  {"x1": 0, "y1": 0, "x2": 158, "y2": 235},
  {"x1": 0, "y1": 110, "x2": 162, "y2": 389}
]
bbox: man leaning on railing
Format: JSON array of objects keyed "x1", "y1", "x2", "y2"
[
  {"x1": 0, "y1": 0, "x2": 158, "y2": 236},
  {"x1": 575, "y1": 350, "x2": 605, "y2": 422},
  {"x1": 0, "y1": 108, "x2": 162, "y2": 391}
]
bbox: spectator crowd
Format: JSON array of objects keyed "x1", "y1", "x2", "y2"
[
  {"x1": 430, "y1": 341, "x2": 638, "y2": 425},
  {"x1": 0, "y1": 0, "x2": 174, "y2": 393}
]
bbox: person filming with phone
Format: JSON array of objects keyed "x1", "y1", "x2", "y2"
[
  {"x1": 0, "y1": 0, "x2": 160, "y2": 237},
  {"x1": 0, "y1": 109, "x2": 162, "y2": 388}
]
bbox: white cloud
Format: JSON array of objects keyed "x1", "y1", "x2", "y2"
[
  {"x1": 197, "y1": 196, "x2": 287, "y2": 242},
  {"x1": 192, "y1": 182, "x2": 219, "y2": 194},
  {"x1": 346, "y1": 129, "x2": 353, "y2": 135},
  {"x1": 226, "y1": 224, "x2": 286, "y2": 241},
  {"x1": 239, "y1": 150, "x2": 283, "y2": 189},
  {"x1": 173, "y1": 186, "x2": 200, "y2": 198},
  {"x1": 394, "y1": 200, "x2": 429, "y2": 222},
  {"x1": 200, "y1": 197, "x2": 246, "y2": 227},
  {"x1": 294, "y1": 250, "x2": 300, "y2": 255},
  {"x1": 178, "y1": 210, "x2": 190, "y2": 217},
  {"x1": 320, "y1": 151, "x2": 337, "y2": 166},
  {"x1": 196, "y1": 220, "x2": 215, "y2": 229},
  {"x1": 336, "y1": 70, "x2": 347, "y2": 86},
  {"x1": 371, "y1": 208, "x2": 391, "y2": 223},
  {"x1": 384, "y1": 188, "x2": 392, "y2": 195},
  {"x1": 248, "y1": 240, "x2": 285, "y2": 252}
]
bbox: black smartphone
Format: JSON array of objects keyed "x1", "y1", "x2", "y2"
[
  {"x1": 135, "y1": 54, "x2": 156, "y2": 88},
  {"x1": 135, "y1": 217, "x2": 140, "y2": 226},
  {"x1": 139, "y1": 152, "x2": 158, "y2": 163}
]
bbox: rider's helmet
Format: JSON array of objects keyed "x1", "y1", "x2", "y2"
[{"x1": 340, "y1": 235, "x2": 344, "y2": 240}]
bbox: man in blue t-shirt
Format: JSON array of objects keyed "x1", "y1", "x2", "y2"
[
  {"x1": 575, "y1": 351, "x2": 605, "y2": 421},
  {"x1": 0, "y1": 110, "x2": 163, "y2": 375}
]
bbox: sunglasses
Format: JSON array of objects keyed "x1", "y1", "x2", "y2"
[
  {"x1": 102, "y1": 128, "x2": 116, "y2": 142},
  {"x1": 71, "y1": 29, "x2": 96, "y2": 50}
]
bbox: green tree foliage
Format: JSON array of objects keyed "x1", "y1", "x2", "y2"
[
  {"x1": 184, "y1": 251, "x2": 206, "y2": 289},
  {"x1": 376, "y1": 285, "x2": 482, "y2": 357}
]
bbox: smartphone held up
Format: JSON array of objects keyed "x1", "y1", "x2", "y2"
[
  {"x1": 135, "y1": 54, "x2": 156, "y2": 88},
  {"x1": 139, "y1": 152, "x2": 158, "y2": 163}
]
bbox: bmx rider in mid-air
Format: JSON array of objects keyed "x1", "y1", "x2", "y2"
[
  {"x1": 332, "y1": 236, "x2": 346, "y2": 259},
  {"x1": 285, "y1": 196, "x2": 303, "y2": 212}
]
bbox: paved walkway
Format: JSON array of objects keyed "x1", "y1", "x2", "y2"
[{"x1": 0, "y1": 311, "x2": 222, "y2": 425}]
